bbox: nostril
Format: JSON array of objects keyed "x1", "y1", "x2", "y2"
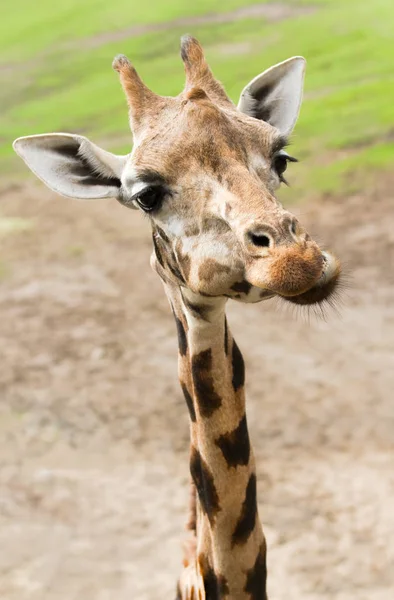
[{"x1": 249, "y1": 232, "x2": 271, "y2": 248}]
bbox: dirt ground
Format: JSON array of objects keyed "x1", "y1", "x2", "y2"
[{"x1": 0, "y1": 175, "x2": 393, "y2": 600}]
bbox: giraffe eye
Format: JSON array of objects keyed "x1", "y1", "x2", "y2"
[
  {"x1": 134, "y1": 185, "x2": 166, "y2": 212},
  {"x1": 272, "y1": 153, "x2": 298, "y2": 184}
]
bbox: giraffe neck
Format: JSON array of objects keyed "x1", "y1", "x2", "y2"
[{"x1": 166, "y1": 283, "x2": 267, "y2": 600}]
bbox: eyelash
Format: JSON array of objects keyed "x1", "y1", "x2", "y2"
[
  {"x1": 272, "y1": 153, "x2": 298, "y2": 185},
  {"x1": 132, "y1": 185, "x2": 168, "y2": 212}
]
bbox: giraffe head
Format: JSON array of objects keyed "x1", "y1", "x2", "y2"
[{"x1": 13, "y1": 36, "x2": 340, "y2": 306}]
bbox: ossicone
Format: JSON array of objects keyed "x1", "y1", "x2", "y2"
[
  {"x1": 180, "y1": 35, "x2": 233, "y2": 108},
  {"x1": 112, "y1": 53, "x2": 161, "y2": 127}
]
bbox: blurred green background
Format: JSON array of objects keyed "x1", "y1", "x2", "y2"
[{"x1": 1, "y1": 0, "x2": 393, "y2": 200}]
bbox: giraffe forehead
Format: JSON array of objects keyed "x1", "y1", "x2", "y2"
[{"x1": 130, "y1": 101, "x2": 276, "y2": 182}]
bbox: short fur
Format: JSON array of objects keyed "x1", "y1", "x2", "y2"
[{"x1": 13, "y1": 36, "x2": 341, "y2": 600}]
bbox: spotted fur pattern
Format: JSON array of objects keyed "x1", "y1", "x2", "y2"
[
  {"x1": 167, "y1": 283, "x2": 266, "y2": 600},
  {"x1": 114, "y1": 34, "x2": 340, "y2": 600}
]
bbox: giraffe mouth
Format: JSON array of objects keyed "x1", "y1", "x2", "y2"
[{"x1": 281, "y1": 251, "x2": 341, "y2": 306}]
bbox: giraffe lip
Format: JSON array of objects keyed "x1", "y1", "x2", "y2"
[
  {"x1": 280, "y1": 251, "x2": 341, "y2": 306},
  {"x1": 312, "y1": 251, "x2": 339, "y2": 288}
]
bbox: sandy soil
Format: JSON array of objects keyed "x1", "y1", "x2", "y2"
[{"x1": 0, "y1": 175, "x2": 393, "y2": 600}]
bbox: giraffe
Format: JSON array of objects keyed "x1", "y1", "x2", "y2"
[{"x1": 13, "y1": 36, "x2": 340, "y2": 599}]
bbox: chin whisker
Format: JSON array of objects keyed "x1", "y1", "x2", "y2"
[{"x1": 276, "y1": 262, "x2": 350, "y2": 323}]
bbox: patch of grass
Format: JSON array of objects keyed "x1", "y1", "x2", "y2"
[
  {"x1": 1, "y1": 0, "x2": 393, "y2": 200},
  {"x1": 0, "y1": 216, "x2": 34, "y2": 236},
  {"x1": 282, "y1": 141, "x2": 394, "y2": 204},
  {"x1": 0, "y1": 0, "x2": 271, "y2": 60},
  {"x1": 68, "y1": 245, "x2": 85, "y2": 257}
]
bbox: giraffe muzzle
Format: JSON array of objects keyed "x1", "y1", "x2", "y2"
[
  {"x1": 246, "y1": 244, "x2": 341, "y2": 305},
  {"x1": 282, "y1": 250, "x2": 341, "y2": 306}
]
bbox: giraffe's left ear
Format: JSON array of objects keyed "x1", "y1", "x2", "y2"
[
  {"x1": 13, "y1": 133, "x2": 128, "y2": 200},
  {"x1": 237, "y1": 57, "x2": 306, "y2": 136}
]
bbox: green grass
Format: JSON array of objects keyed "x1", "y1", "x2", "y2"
[
  {"x1": 1, "y1": 0, "x2": 393, "y2": 199},
  {"x1": 0, "y1": 215, "x2": 34, "y2": 236}
]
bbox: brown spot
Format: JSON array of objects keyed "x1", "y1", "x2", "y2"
[
  {"x1": 152, "y1": 234, "x2": 165, "y2": 268},
  {"x1": 224, "y1": 317, "x2": 229, "y2": 355},
  {"x1": 231, "y1": 280, "x2": 252, "y2": 295},
  {"x1": 174, "y1": 315, "x2": 188, "y2": 356},
  {"x1": 180, "y1": 254, "x2": 191, "y2": 281},
  {"x1": 232, "y1": 474, "x2": 257, "y2": 547},
  {"x1": 184, "y1": 224, "x2": 200, "y2": 237},
  {"x1": 215, "y1": 414, "x2": 250, "y2": 468},
  {"x1": 181, "y1": 382, "x2": 196, "y2": 422},
  {"x1": 199, "y1": 290, "x2": 218, "y2": 298},
  {"x1": 191, "y1": 349, "x2": 222, "y2": 417},
  {"x1": 176, "y1": 241, "x2": 192, "y2": 281},
  {"x1": 198, "y1": 554, "x2": 229, "y2": 599},
  {"x1": 155, "y1": 226, "x2": 170, "y2": 244},
  {"x1": 244, "y1": 544, "x2": 267, "y2": 600},
  {"x1": 190, "y1": 448, "x2": 220, "y2": 525},
  {"x1": 198, "y1": 258, "x2": 231, "y2": 282},
  {"x1": 182, "y1": 295, "x2": 212, "y2": 321},
  {"x1": 231, "y1": 340, "x2": 245, "y2": 391},
  {"x1": 168, "y1": 252, "x2": 186, "y2": 284},
  {"x1": 201, "y1": 216, "x2": 232, "y2": 234}
]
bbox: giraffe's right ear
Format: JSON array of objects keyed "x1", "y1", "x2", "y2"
[
  {"x1": 13, "y1": 133, "x2": 128, "y2": 199},
  {"x1": 237, "y1": 57, "x2": 306, "y2": 136}
]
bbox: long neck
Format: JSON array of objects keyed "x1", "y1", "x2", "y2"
[{"x1": 166, "y1": 283, "x2": 267, "y2": 600}]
